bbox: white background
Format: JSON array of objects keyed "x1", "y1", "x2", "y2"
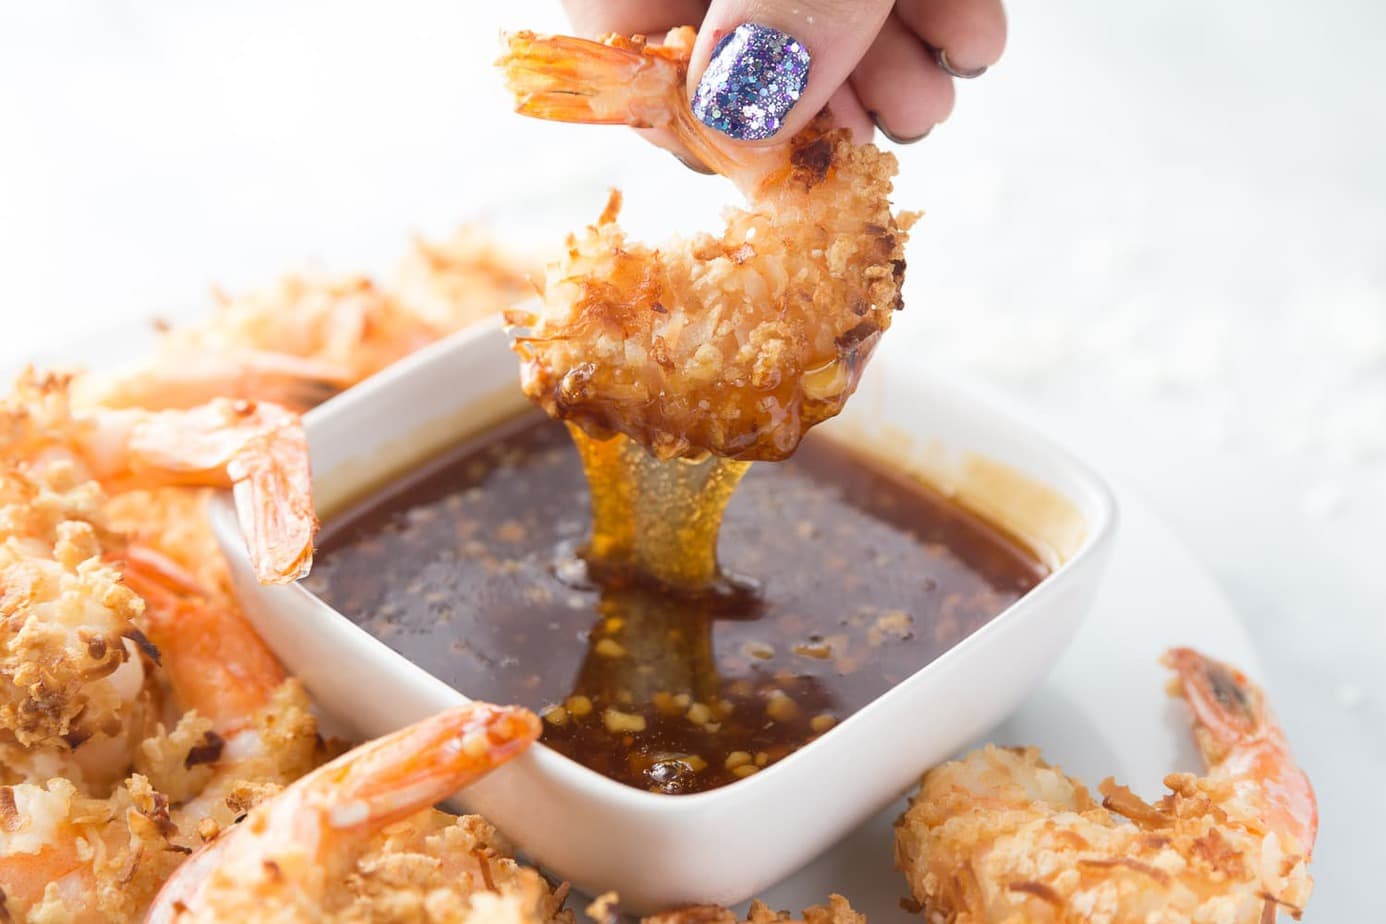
[{"x1": 1, "y1": 1, "x2": 1381, "y2": 918}]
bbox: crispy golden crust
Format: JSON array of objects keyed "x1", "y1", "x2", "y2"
[
  {"x1": 513, "y1": 122, "x2": 914, "y2": 460},
  {"x1": 0, "y1": 465, "x2": 147, "y2": 754},
  {"x1": 104, "y1": 488, "x2": 233, "y2": 601},
  {"x1": 894, "y1": 745, "x2": 1313, "y2": 923},
  {"x1": 4, "y1": 774, "x2": 187, "y2": 924},
  {"x1": 643, "y1": 894, "x2": 864, "y2": 924}
]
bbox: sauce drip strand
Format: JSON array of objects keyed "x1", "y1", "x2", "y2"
[
  {"x1": 568, "y1": 424, "x2": 749, "y2": 590},
  {"x1": 308, "y1": 414, "x2": 1045, "y2": 794}
]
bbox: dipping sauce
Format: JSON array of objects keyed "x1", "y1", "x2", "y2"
[{"x1": 307, "y1": 413, "x2": 1046, "y2": 794}]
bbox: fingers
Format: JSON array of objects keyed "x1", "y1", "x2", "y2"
[
  {"x1": 562, "y1": 0, "x2": 715, "y2": 171},
  {"x1": 850, "y1": 13, "x2": 955, "y2": 143},
  {"x1": 562, "y1": 0, "x2": 710, "y2": 38},
  {"x1": 824, "y1": 82, "x2": 876, "y2": 145},
  {"x1": 896, "y1": 0, "x2": 1007, "y2": 77},
  {"x1": 687, "y1": 0, "x2": 895, "y2": 142}
]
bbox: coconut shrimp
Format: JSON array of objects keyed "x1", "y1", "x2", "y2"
[
  {"x1": 118, "y1": 549, "x2": 324, "y2": 824},
  {"x1": 0, "y1": 466, "x2": 160, "y2": 775},
  {"x1": 0, "y1": 548, "x2": 330, "y2": 922},
  {"x1": 79, "y1": 274, "x2": 438, "y2": 413},
  {"x1": 0, "y1": 773, "x2": 187, "y2": 923},
  {"x1": 607, "y1": 893, "x2": 862, "y2": 924},
  {"x1": 394, "y1": 225, "x2": 540, "y2": 330},
  {"x1": 500, "y1": 29, "x2": 914, "y2": 461},
  {"x1": 894, "y1": 648, "x2": 1316, "y2": 923},
  {"x1": 2, "y1": 369, "x2": 316, "y2": 584},
  {"x1": 146, "y1": 702, "x2": 543, "y2": 923}
]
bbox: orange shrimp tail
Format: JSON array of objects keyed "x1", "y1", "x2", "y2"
[
  {"x1": 318, "y1": 702, "x2": 541, "y2": 830},
  {"x1": 227, "y1": 417, "x2": 317, "y2": 584},
  {"x1": 499, "y1": 29, "x2": 740, "y2": 179},
  {"x1": 1164, "y1": 647, "x2": 1319, "y2": 853},
  {"x1": 500, "y1": 31, "x2": 684, "y2": 126},
  {"x1": 121, "y1": 399, "x2": 318, "y2": 583}
]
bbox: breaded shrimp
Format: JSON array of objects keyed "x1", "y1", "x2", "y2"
[
  {"x1": 394, "y1": 225, "x2": 540, "y2": 330},
  {"x1": 0, "y1": 773, "x2": 186, "y2": 923},
  {"x1": 146, "y1": 702, "x2": 543, "y2": 923},
  {"x1": 119, "y1": 549, "x2": 324, "y2": 824},
  {"x1": 78, "y1": 274, "x2": 437, "y2": 413},
  {"x1": 0, "y1": 466, "x2": 158, "y2": 767},
  {"x1": 2, "y1": 369, "x2": 316, "y2": 584},
  {"x1": 634, "y1": 893, "x2": 863, "y2": 924},
  {"x1": 894, "y1": 648, "x2": 1316, "y2": 923},
  {"x1": 500, "y1": 29, "x2": 915, "y2": 461}
]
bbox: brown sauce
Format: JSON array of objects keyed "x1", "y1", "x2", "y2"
[{"x1": 307, "y1": 412, "x2": 1046, "y2": 794}]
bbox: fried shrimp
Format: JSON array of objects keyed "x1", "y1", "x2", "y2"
[
  {"x1": 146, "y1": 702, "x2": 543, "y2": 923},
  {"x1": 118, "y1": 549, "x2": 323, "y2": 822},
  {"x1": 79, "y1": 274, "x2": 437, "y2": 413},
  {"x1": 0, "y1": 466, "x2": 158, "y2": 766},
  {"x1": 635, "y1": 893, "x2": 863, "y2": 924},
  {"x1": 894, "y1": 648, "x2": 1316, "y2": 923},
  {"x1": 2, "y1": 370, "x2": 316, "y2": 583},
  {"x1": 394, "y1": 225, "x2": 540, "y2": 330},
  {"x1": 500, "y1": 29, "x2": 915, "y2": 461},
  {"x1": 0, "y1": 773, "x2": 186, "y2": 923}
]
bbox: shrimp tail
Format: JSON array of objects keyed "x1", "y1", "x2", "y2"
[
  {"x1": 1164, "y1": 647, "x2": 1270, "y2": 762},
  {"x1": 124, "y1": 400, "x2": 317, "y2": 584},
  {"x1": 1164, "y1": 647, "x2": 1319, "y2": 854},
  {"x1": 500, "y1": 29, "x2": 737, "y2": 178},
  {"x1": 147, "y1": 703, "x2": 540, "y2": 922},
  {"x1": 317, "y1": 702, "x2": 541, "y2": 831}
]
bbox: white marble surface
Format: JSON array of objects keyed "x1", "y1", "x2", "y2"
[{"x1": 2, "y1": 1, "x2": 1381, "y2": 918}]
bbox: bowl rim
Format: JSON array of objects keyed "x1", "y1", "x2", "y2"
[{"x1": 210, "y1": 319, "x2": 1119, "y2": 813}]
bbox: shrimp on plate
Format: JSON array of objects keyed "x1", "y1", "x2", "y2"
[
  {"x1": 0, "y1": 542, "x2": 328, "y2": 922},
  {"x1": 500, "y1": 29, "x2": 915, "y2": 461},
  {"x1": 894, "y1": 648, "x2": 1317, "y2": 923},
  {"x1": 118, "y1": 548, "x2": 326, "y2": 823},
  {"x1": 394, "y1": 225, "x2": 540, "y2": 331},
  {"x1": 0, "y1": 466, "x2": 160, "y2": 778},
  {"x1": 0, "y1": 771, "x2": 188, "y2": 923},
  {"x1": 78, "y1": 274, "x2": 438, "y2": 413},
  {"x1": 2, "y1": 369, "x2": 316, "y2": 584},
  {"x1": 146, "y1": 702, "x2": 553, "y2": 924},
  {"x1": 0, "y1": 370, "x2": 314, "y2": 782},
  {"x1": 606, "y1": 892, "x2": 863, "y2": 924}
]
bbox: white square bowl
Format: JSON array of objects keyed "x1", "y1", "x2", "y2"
[{"x1": 210, "y1": 318, "x2": 1117, "y2": 913}]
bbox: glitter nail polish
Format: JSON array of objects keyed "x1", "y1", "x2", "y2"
[{"x1": 691, "y1": 23, "x2": 810, "y2": 142}]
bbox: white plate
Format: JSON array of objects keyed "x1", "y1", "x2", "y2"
[
  {"x1": 750, "y1": 490, "x2": 1260, "y2": 921},
  {"x1": 11, "y1": 317, "x2": 1262, "y2": 919}
]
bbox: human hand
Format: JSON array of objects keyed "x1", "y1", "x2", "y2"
[{"x1": 562, "y1": 0, "x2": 1006, "y2": 150}]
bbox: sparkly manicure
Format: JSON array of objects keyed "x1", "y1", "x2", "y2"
[{"x1": 691, "y1": 24, "x2": 810, "y2": 141}]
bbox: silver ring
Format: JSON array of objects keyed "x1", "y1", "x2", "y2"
[{"x1": 934, "y1": 46, "x2": 987, "y2": 79}]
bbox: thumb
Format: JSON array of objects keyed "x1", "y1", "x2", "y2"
[{"x1": 687, "y1": 0, "x2": 893, "y2": 143}]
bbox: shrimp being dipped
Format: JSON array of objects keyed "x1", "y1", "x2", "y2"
[
  {"x1": 894, "y1": 648, "x2": 1316, "y2": 923},
  {"x1": 2, "y1": 369, "x2": 316, "y2": 584},
  {"x1": 147, "y1": 702, "x2": 544, "y2": 923},
  {"x1": 501, "y1": 29, "x2": 915, "y2": 461}
]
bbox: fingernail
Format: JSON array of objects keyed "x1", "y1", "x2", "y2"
[
  {"x1": 934, "y1": 47, "x2": 987, "y2": 79},
  {"x1": 671, "y1": 151, "x2": 715, "y2": 175},
  {"x1": 691, "y1": 24, "x2": 811, "y2": 141},
  {"x1": 868, "y1": 111, "x2": 932, "y2": 145}
]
